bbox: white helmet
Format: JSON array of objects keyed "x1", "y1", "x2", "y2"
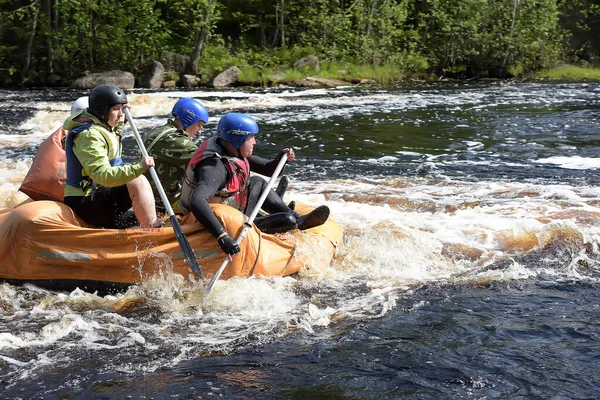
[{"x1": 70, "y1": 96, "x2": 89, "y2": 115}]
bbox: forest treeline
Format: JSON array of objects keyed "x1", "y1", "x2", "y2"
[{"x1": 1, "y1": 0, "x2": 599, "y2": 87}]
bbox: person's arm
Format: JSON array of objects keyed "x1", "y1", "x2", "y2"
[
  {"x1": 152, "y1": 132, "x2": 197, "y2": 169},
  {"x1": 188, "y1": 157, "x2": 230, "y2": 238},
  {"x1": 73, "y1": 130, "x2": 145, "y2": 187},
  {"x1": 248, "y1": 148, "x2": 294, "y2": 176},
  {"x1": 189, "y1": 158, "x2": 241, "y2": 255}
]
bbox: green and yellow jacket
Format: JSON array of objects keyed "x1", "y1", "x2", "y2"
[{"x1": 63, "y1": 111, "x2": 145, "y2": 198}]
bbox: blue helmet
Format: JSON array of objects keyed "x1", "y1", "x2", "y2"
[
  {"x1": 217, "y1": 113, "x2": 259, "y2": 148},
  {"x1": 172, "y1": 98, "x2": 209, "y2": 128}
]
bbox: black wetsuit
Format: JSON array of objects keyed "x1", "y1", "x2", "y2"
[{"x1": 188, "y1": 151, "x2": 291, "y2": 238}]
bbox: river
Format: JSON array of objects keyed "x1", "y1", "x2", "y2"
[{"x1": 1, "y1": 81, "x2": 599, "y2": 398}]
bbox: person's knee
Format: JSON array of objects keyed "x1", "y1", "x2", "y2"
[
  {"x1": 127, "y1": 175, "x2": 151, "y2": 192},
  {"x1": 126, "y1": 176, "x2": 154, "y2": 203},
  {"x1": 249, "y1": 175, "x2": 266, "y2": 190}
]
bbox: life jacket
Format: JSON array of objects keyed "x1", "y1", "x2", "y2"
[
  {"x1": 64, "y1": 119, "x2": 123, "y2": 192},
  {"x1": 180, "y1": 137, "x2": 250, "y2": 213}
]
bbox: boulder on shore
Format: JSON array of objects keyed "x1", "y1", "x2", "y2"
[
  {"x1": 295, "y1": 76, "x2": 352, "y2": 88},
  {"x1": 161, "y1": 52, "x2": 190, "y2": 75},
  {"x1": 71, "y1": 70, "x2": 135, "y2": 89},
  {"x1": 294, "y1": 55, "x2": 320, "y2": 70},
  {"x1": 212, "y1": 66, "x2": 241, "y2": 88},
  {"x1": 182, "y1": 74, "x2": 202, "y2": 87},
  {"x1": 140, "y1": 61, "x2": 165, "y2": 89}
]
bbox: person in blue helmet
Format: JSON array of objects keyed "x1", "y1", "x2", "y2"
[
  {"x1": 179, "y1": 112, "x2": 330, "y2": 256},
  {"x1": 143, "y1": 97, "x2": 209, "y2": 211}
]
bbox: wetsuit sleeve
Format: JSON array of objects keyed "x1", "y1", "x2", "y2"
[
  {"x1": 188, "y1": 157, "x2": 230, "y2": 238},
  {"x1": 248, "y1": 151, "x2": 287, "y2": 177},
  {"x1": 73, "y1": 130, "x2": 145, "y2": 187}
]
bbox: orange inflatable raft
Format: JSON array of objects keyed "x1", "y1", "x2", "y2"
[{"x1": 0, "y1": 200, "x2": 343, "y2": 291}]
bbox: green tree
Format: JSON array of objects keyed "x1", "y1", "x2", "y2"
[
  {"x1": 157, "y1": 0, "x2": 221, "y2": 73},
  {"x1": 412, "y1": 0, "x2": 564, "y2": 77},
  {"x1": 559, "y1": 0, "x2": 600, "y2": 63},
  {"x1": 351, "y1": 0, "x2": 413, "y2": 65}
]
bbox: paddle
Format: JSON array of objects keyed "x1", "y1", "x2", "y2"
[
  {"x1": 124, "y1": 108, "x2": 204, "y2": 279},
  {"x1": 203, "y1": 153, "x2": 289, "y2": 296}
]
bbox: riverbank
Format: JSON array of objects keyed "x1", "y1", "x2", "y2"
[
  {"x1": 235, "y1": 63, "x2": 420, "y2": 86},
  {"x1": 236, "y1": 63, "x2": 600, "y2": 86},
  {"x1": 529, "y1": 64, "x2": 600, "y2": 81},
  {"x1": 3, "y1": 63, "x2": 599, "y2": 90}
]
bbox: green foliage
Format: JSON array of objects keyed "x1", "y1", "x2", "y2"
[
  {"x1": 196, "y1": 39, "x2": 249, "y2": 78},
  {"x1": 157, "y1": 0, "x2": 220, "y2": 55},
  {"x1": 163, "y1": 70, "x2": 180, "y2": 82},
  {"x1": 0, "y1": 0, "x2": 37, "y2": 84},
  {"x1": 559, "y1": 0, "x2": 600, "y2": 62},
  {"x1": 320, "y1": 62, "x2": 406, "y2": 84},
  {"x1": 412, "y1": 0, "x2": 566, "y2": 77},
  {"x1": 0, "y1": 0, "x2": 171, "y2": 84},
  {"x1": 236, "y1": 66, "x2": 263, "y2": 86},
  {"x1": 294, "y1": 0, "x2": 354, "y2": 61},
  {"x1": 276, "y1": 68, "x2": 306, "y2": 82},
  {"x1": 243, "y1": 46, "x2": 319, "y2": 68},
  {"x1": 351, "y1": 0, "x2": 413, "y2": 65},
  {"x1": 236, "y1": 61, "x2": 415, "y2": 86},
  {"x1": 0, "y1": 0, "x2": 595, "y2": 85}
]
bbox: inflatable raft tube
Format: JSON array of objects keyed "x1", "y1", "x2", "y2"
[{"x1": 0, "y1": 200, "x2": 343, "y2": 292}]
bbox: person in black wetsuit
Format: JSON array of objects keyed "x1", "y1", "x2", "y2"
[{"x1": 179, "y1": 112, "x2": 330, "y2": 256}]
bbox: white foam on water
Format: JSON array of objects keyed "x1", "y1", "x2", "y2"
[
  {"x1": 534, "y1": 156, "x2": 600, "y2": 170},
  {"x1": 0, "y1": 160, "x2": 30, "y2": 207}
]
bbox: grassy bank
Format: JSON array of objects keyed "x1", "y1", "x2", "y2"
[
  {"x1": 233, "y1": 62, "x2": 600, "y2": 87},
  {"x1": 234, "y1": 62, "x2": 431, "y2": 86},
  {"x1": 529, "y1": 65, "x2": 600, "y2": 81}
]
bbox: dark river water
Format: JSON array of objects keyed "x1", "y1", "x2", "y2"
[{"x1": 1, "y1": 81, "x2": 600, "y2": 399}]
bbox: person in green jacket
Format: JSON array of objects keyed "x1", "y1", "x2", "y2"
[
  {"x1": 143, "y1": 97, "x2": 208, "y2": 213},
  {"x1": 63, "y1": 84, "x2": 160, "y2": 229}
]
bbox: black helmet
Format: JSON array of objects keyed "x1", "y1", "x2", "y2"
[{"x1": 88, "y1": 84, "x2": 128, "y2": 123}]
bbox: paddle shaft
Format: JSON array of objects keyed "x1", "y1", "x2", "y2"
[
  {"x1": 124, "y1": 108, "x2": 204, "y2": 279},
  {"x1": 203, "y1": 153, "x2": 289, "y2": 295}
]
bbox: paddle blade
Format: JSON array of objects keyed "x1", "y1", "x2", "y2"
[
  {"x1": 170, "y1": 215, "x2": 204, "y2": 279},
  {"x1": 203, "y1": 256, "x2": 230, "y2": 296}
]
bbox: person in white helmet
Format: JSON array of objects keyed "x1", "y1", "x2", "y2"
[
  {"x1": 70, "y1": 96, "x2": 89, "y2": 115},
  {"x1": 19, "y1": 96, "x2": 90, "y2": 202}
]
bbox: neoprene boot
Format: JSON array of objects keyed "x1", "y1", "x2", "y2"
[
  {"x1": 293, "y1": 205, "x2": 330, "y2": 230},
  {"x1": 254, "y1": 212, "x2": 298, "y2": 234}
]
